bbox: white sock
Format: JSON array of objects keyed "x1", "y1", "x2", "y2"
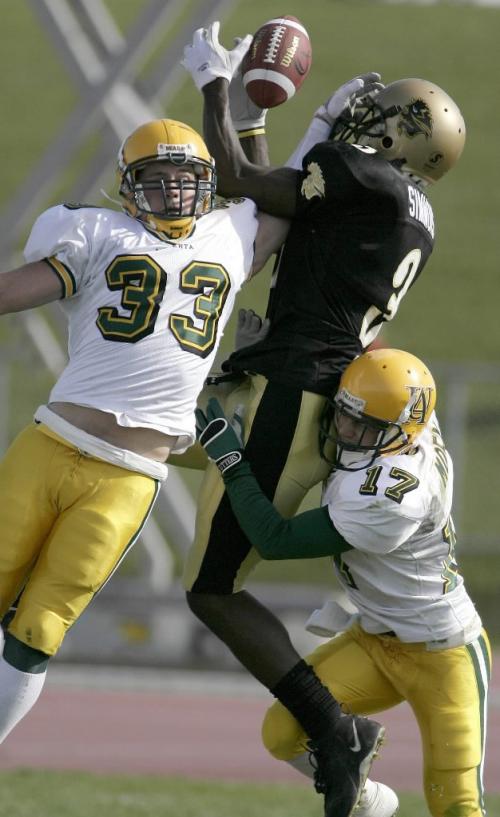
[{"x1": 0, "y1": 656, "x2": 47, "y2": 743}]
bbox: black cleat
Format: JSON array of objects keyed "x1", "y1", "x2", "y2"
[{"x1": 308, "y1": 713, "x2": 385, "y2": 817}]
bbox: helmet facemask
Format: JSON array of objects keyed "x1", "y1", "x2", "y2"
[
  {"x1": 335, "y1": 400, "x2": 410, "y2": 471},
  {"x1": 117, "y1": 119, "x2": 217, "y2": 241},
  {"x1": 319, "y1": 348, "x2": 436, "y2": 472},
  {"x1": 330, "y1": 94, "x2": 392, "y2": 146},
  {"x1": 330, "y1": 93, "x2": 426, "y2": 181},
  {"x1": 122, "y1": 157, "x2": 215, "y2": 240},
  {"x1": 320, "y1": 393, "x2": 409, "y2": 472}
]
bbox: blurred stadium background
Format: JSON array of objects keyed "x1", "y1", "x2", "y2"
[{"x1": 0, "y1": 0, "x2": 499, "y2": 677}]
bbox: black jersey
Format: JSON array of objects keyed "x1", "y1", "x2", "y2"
[{"x1": 226, "y1": 141, "x2": 435, "y2": 395}]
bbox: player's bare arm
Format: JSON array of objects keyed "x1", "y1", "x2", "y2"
[
  {"x1": 182, "y1": 24, "x2": 298, "y2": 217},
  {"x1": 0, "y1": 260, "x2": 63, "y2": 314},
  {"x1": 251, "y1": 212, "x2": 290, "y2": 276},
  {"x1": 237, "y1": 132, "x2": 270, "y2": 167}
]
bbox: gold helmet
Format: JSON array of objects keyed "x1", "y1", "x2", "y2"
[
  {"x1": 117, "y1": 118, "x2": 216, "y2": 241},
  {"x1": 333, "y1": 78, "x2": 466, "y2": 184},
  {"x1": 320, "y1": 348, "x2": 436, "y2": 471}
]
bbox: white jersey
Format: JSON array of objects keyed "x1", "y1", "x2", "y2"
[
  {"x1": 24, "y1": 201, "x2": 258, "y2": 453},
  {"x1": 321, "y1": 415, "x2": 481, "y2": 643}
]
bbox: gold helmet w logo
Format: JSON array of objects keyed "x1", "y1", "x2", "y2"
[{"x1": 398, "y1": 98, "x2": 433, "y2": 140}]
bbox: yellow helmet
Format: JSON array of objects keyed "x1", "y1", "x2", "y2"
[
  {"x1": 333, "y1": 78, "x2": 466, "y2": 184},
  {"x1": 320, "y1": 348, "x2": 436, "y2": 471},
  {"x1": 117, "y1": 118, "x2": 216, "y2": 241}
]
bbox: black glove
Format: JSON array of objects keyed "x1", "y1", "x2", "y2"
[{"x1": 195, "y1": 397, "x2": 244, "y2": 476}]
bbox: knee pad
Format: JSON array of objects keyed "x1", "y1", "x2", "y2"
[{"x1": 9, "y1": 608, "x2": 67, "y2": 656}]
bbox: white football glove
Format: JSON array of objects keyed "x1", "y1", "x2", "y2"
[
  {"x1": 182, "y1": 21, "x2": 252, "y2": 91},
  {"x1": 287, "y1": 72, "x2": 383, "y2": 169},
  {"x1": 234, "y1": 308, "x2": 270, "y2": 350},
  {"x1": 229, "y1": 57, "x2": 267, "y2": 131},
  {"x1": 315, "y1": 72, "x2": 384, "y2": 126}
]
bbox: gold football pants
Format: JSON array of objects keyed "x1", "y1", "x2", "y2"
[
  {"x1": 262, "y1": 623, "x2": 491, "y2": 817},
  {"x1": 182, "y1": 374, "x2": 333, "y2": 593},
  {"x1": 0, "y1": 423, "x2": 160, "y2": 655}
]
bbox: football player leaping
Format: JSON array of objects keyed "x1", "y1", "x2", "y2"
[
  {"x1": 0, "y1": 118, "x2": 289, "y2": 743},
  {"x1": 196, "y1": 348, "x2": 490, "y2": 817},
  {"x1": 181, "y1": 20, "x2": 467, "y2": 817}
]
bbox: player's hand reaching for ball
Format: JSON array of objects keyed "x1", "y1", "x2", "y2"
[
  {"x1": 182, "y1": 21, "x2": 252, "y2": 91},
  {"x1": 315, "y1": 72, "x2": 384, "y2": 127}
]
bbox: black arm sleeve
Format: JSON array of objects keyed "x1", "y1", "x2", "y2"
[{"x1": 223, "y1": 460, "x2": 352, "y2": 559}]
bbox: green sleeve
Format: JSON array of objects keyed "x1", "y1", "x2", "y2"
[{"x1": 223, "y1": 460, "x2": 352, "y2": 560}]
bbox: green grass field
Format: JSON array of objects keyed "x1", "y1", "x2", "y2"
[{"x1": 0, "y1": 770, "x2": 498, "y2": 817}]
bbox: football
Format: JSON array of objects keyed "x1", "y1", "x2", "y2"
[{"x1": 241, "y1": 16, "x2": 312, "y2": 108}]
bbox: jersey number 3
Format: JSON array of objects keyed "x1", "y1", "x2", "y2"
[{"x1": 96, "y1": 254, "x2": 230, "y2": 358}]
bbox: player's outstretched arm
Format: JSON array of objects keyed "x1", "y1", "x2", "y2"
[
  {"x1": 251, "y1": 211, "x2": 290, "y2": 276},
  {"x1": 182, "y1": 23, "x2": 297, "y2": 217},
  {"x1": 0, "y1": 261, "x2": 63, "y2": 315},
  {"x1": 196, "y1": 398, "x2": 352, "y2": 559}
]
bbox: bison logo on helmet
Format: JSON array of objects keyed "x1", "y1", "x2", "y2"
[{"x1": 397, "y1": 98, "x2": 433, "y2": 140}]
